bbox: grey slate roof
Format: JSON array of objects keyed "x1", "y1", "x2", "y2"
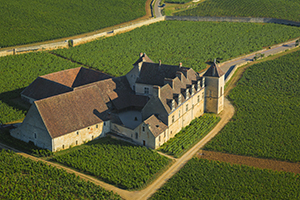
[{"x1": 203, "y1": 63, "x2": 225, "y2": 77}]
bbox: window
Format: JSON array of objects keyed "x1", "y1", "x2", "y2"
[
  {"x1": 144, "y1": 87, "x2": 149, "y2": 94},
  {"x1": 179, "y1": 110, "x2": 181, "y2": 118},
  {"x1": 142, "y1": 126, "x2": 145, "y2": 132},
  {"x1": 172, "y1": 115, "x2": 175, "y2": 123},
  {"x1": 159, "y1": 136, "x2": 161, "y2": 142},
  {"x1": 147, "y1": 132, "x2": 149, "y2": 138},
  {"x1": 34, "y1": 133, "x2": 37, "y2": 139},
  {"x1": 202, "y1": 92, "x2": 204, "y2": 100},
  {"x1": 62, "y1": 145, "x2": 65, "y2": 149},
  {"x1": 104, "y1": 122, "x2": 106, "y2": 126},
  {"x1": 76, "y1": 140, "x2": 78, "y2": 145},
  {"x1": 133, "y1": 85, "x2": 135, "y2": 91},
  {"x1": 131, "y1": 134, "x2": 133, "y2": 138},
  {"x1": 197, "y1": 95, "x2": 200, "y2": 103},
  {"x1": 92, "y1": 136, "x2": 94, "y2": 140},
  {"x1": 76, "y1": 131, "x2": 79, "y2": 135},
  {"x1": 135, "y1": 132, "x2": 138, "y2": 139},
  {"x1": 164, "y1": 132, "x2": 166, "y2": 138},
  {"x1": 186, "y1": 104, "x2": 188, "y2": 112},
  {"x1": 96, "y1": 124, "x2": 98, "y2": 128},
  {"x1": 178, "y1": 94, "x2": 182, "y2": 105}
]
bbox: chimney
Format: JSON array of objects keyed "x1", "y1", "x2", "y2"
[
  {"x1": 159, "y1": 60, "x2": 162, "y2": 66},
  {"x1": 171, "y1": 99, "x2": 176, "y2": 110},
  {"x1": 179, "y1": 62, "x2": 182, "y2": 67},
  {"x1": 202, "y1": 77, "x2": 205, "y2": 87},
  {"x1": 153, "y1": 85, "x2": 160, "y2": 98},
  {"x1": 140, "y1": 52, "x2": 144, "y2": 57},
  {"x1": 178, "y1": 94, "x2": 182, "y2": 105},
  {"x1": 164, "y1": 78, "x2": 174, "y2": 88}
]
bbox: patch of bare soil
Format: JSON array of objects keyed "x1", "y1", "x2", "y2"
[{"x1": 196, "y1": 150, "x2": 300, "y2": 174}]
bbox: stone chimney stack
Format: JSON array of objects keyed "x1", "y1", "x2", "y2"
[
  {"x1": 153, "y1": 85, "x2": 160, "y2": 98},
  {"x1": 159, "y1": 60, "x2": 162, "y2": 66},
  {"x1": 140, "y1": 52, "x2": 144, "y2": 57},
  {"x1": 179, "y1": 62, "x2": 182, "y2": 67}
]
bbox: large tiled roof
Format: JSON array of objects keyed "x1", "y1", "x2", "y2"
[
  {"x1": 21, "y1": 77, "x2": 73, "y2": 100},
  {"x1": 144, "y1": 115, "x2": 168, "y2": 137},
  {"x1": 203, "y1": 62, "x2": 225, "y2": 77},
  {"x1": 77, "y1": 76, "x2": 148, "y2": 110},
  {"x1": 35, "y1": 85, "x2": 108, "y2": 139},
  {"x1": 22, "y1": 67, "x2": 111, "y2": 101}
]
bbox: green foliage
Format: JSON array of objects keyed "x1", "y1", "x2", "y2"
[
  {"x1": 52, "y1": 137, "x2": 171, "y2": 189},
  {"x1": 0, "y1": 52, "x2": 80, "y2": 124},
  {"x1": 159, "y1": 114, "x2": 220, "y2": 157},
  {"x1": 0, "y1": 150, "x2": 121, "y2": 199},
  {"x1": 204, "y1": 50, "x2": 300, "y2": 162},
  {"x1": 151, "y1": 158, "x2": 300, "y2": 199},
  {"x1": 53, "y1": 21, "x2": 300, "y2": 77},
  {"x1": 175, "y1": 0, "x2": 300, "y2": 22},
  {"x1": 0, "y1": 0, "x2": 147, "y2": 47}
]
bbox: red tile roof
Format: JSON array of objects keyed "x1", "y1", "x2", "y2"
[
  {"x1": 35, "y1": 85, "x2": 108, "y2": 138},
  {"x1": 144, "y1": 115, "x2": 168, "y2": 137}
]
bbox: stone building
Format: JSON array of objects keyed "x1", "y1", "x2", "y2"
[{"x1": 11, "y1": 53, "x2": 224, "y2": 151}]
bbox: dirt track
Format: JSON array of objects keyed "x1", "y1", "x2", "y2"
[{"x1": 196, "y1": 150, "x2": 300, "y2": 174}]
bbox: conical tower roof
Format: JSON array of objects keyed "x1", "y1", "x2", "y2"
[{"x1": 203, "y1": 61, "x2": 225, "y2": 77}]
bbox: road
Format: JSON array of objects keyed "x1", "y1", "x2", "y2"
[
  {"x1": 219, "y1": 39, "x2": 299, "y2": 76},
  {"x1": 154, "y1": 0, "x2": 162, "y2": 18}
]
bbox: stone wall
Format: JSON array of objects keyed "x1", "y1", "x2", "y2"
[{"x1": 165, "y1": 16, "x2": 300, "y2": 27}]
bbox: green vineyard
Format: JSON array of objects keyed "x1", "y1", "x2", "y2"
[
  {"x1": 53, "y1": 21, "x2": 300, "y2": 76},
  {"x1": 151, "y1": 158, "x2": 300, "y2": 199},
  {"x1": 52, "y1": 137, "x2": 171, "y2": 189},
  {"x1": 204, "y1": 50, "x2": 300, "y2": 162},
  {"x1": 174, "y1": 0, "x2": 300, "y2": 22},
  {"x1": 0, "y1": 0, "x2": 147, "y2": 47},
  {"x1": 0, "y1": 150, "x2": 121, "y2": 199},
  {"x1": 159, "y1": 114, "x2": 220, "y2": 157}
]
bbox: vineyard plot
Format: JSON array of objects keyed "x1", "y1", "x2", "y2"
[
  {"x1": 174, "y1": 0, "x2": 300, "y2": 22},
  {"x1": 52, "y1": 137, "x2": 171, "y2": 189},
  {"x1": 159, "y1": 114, "x2": 220, "y2": 157},
  {"x1": 204, "y1": 50, "x2": 300, "y2": 162},
  {"x1": 0, "y1": 150, "x2": 121, "y2": 199},
  {"x1": 0, "y1": 0, "x2": 147, "y2": 47},
  {"x1": 53, "y1": 21, "x2": 300, "y2": 76},
  {"x1": 151, "y1": 158, "x2": 300, "y2": 199}
]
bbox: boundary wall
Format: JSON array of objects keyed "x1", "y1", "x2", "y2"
[
  {"x1": 0, "y1": 15, "x2": 299, "y2": 58},
  {"x1": 0, "y1": 17, "x2": 165, "y2": 57},
  {"x1": 165, "y1": 16, "x2": 300, "y2": 27}
]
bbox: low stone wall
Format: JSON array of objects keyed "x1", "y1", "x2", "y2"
[
  {"x1": 72, "y1": 16, "x2": 165, "y2": 46},
  {"x1": 166, "y1": 16, "x2": 300, "y2": 27}
]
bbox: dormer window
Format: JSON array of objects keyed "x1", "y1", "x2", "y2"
[
  {"x1": 178, "y1": 94, "x2": 182, "y2": 105},
  {"x1": 144, "y1": 87, "x2": 149, "y2": 94},
  {"x1": 185, "y1": 89, "x2": 189, "y2": 99},
  {"x1": 171, "y1": 99, "x2": 175, "y2": 110}
]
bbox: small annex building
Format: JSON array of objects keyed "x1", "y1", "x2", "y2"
[{"x1": 11, "y1": 53, "x2": 225, "y2": 152}]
